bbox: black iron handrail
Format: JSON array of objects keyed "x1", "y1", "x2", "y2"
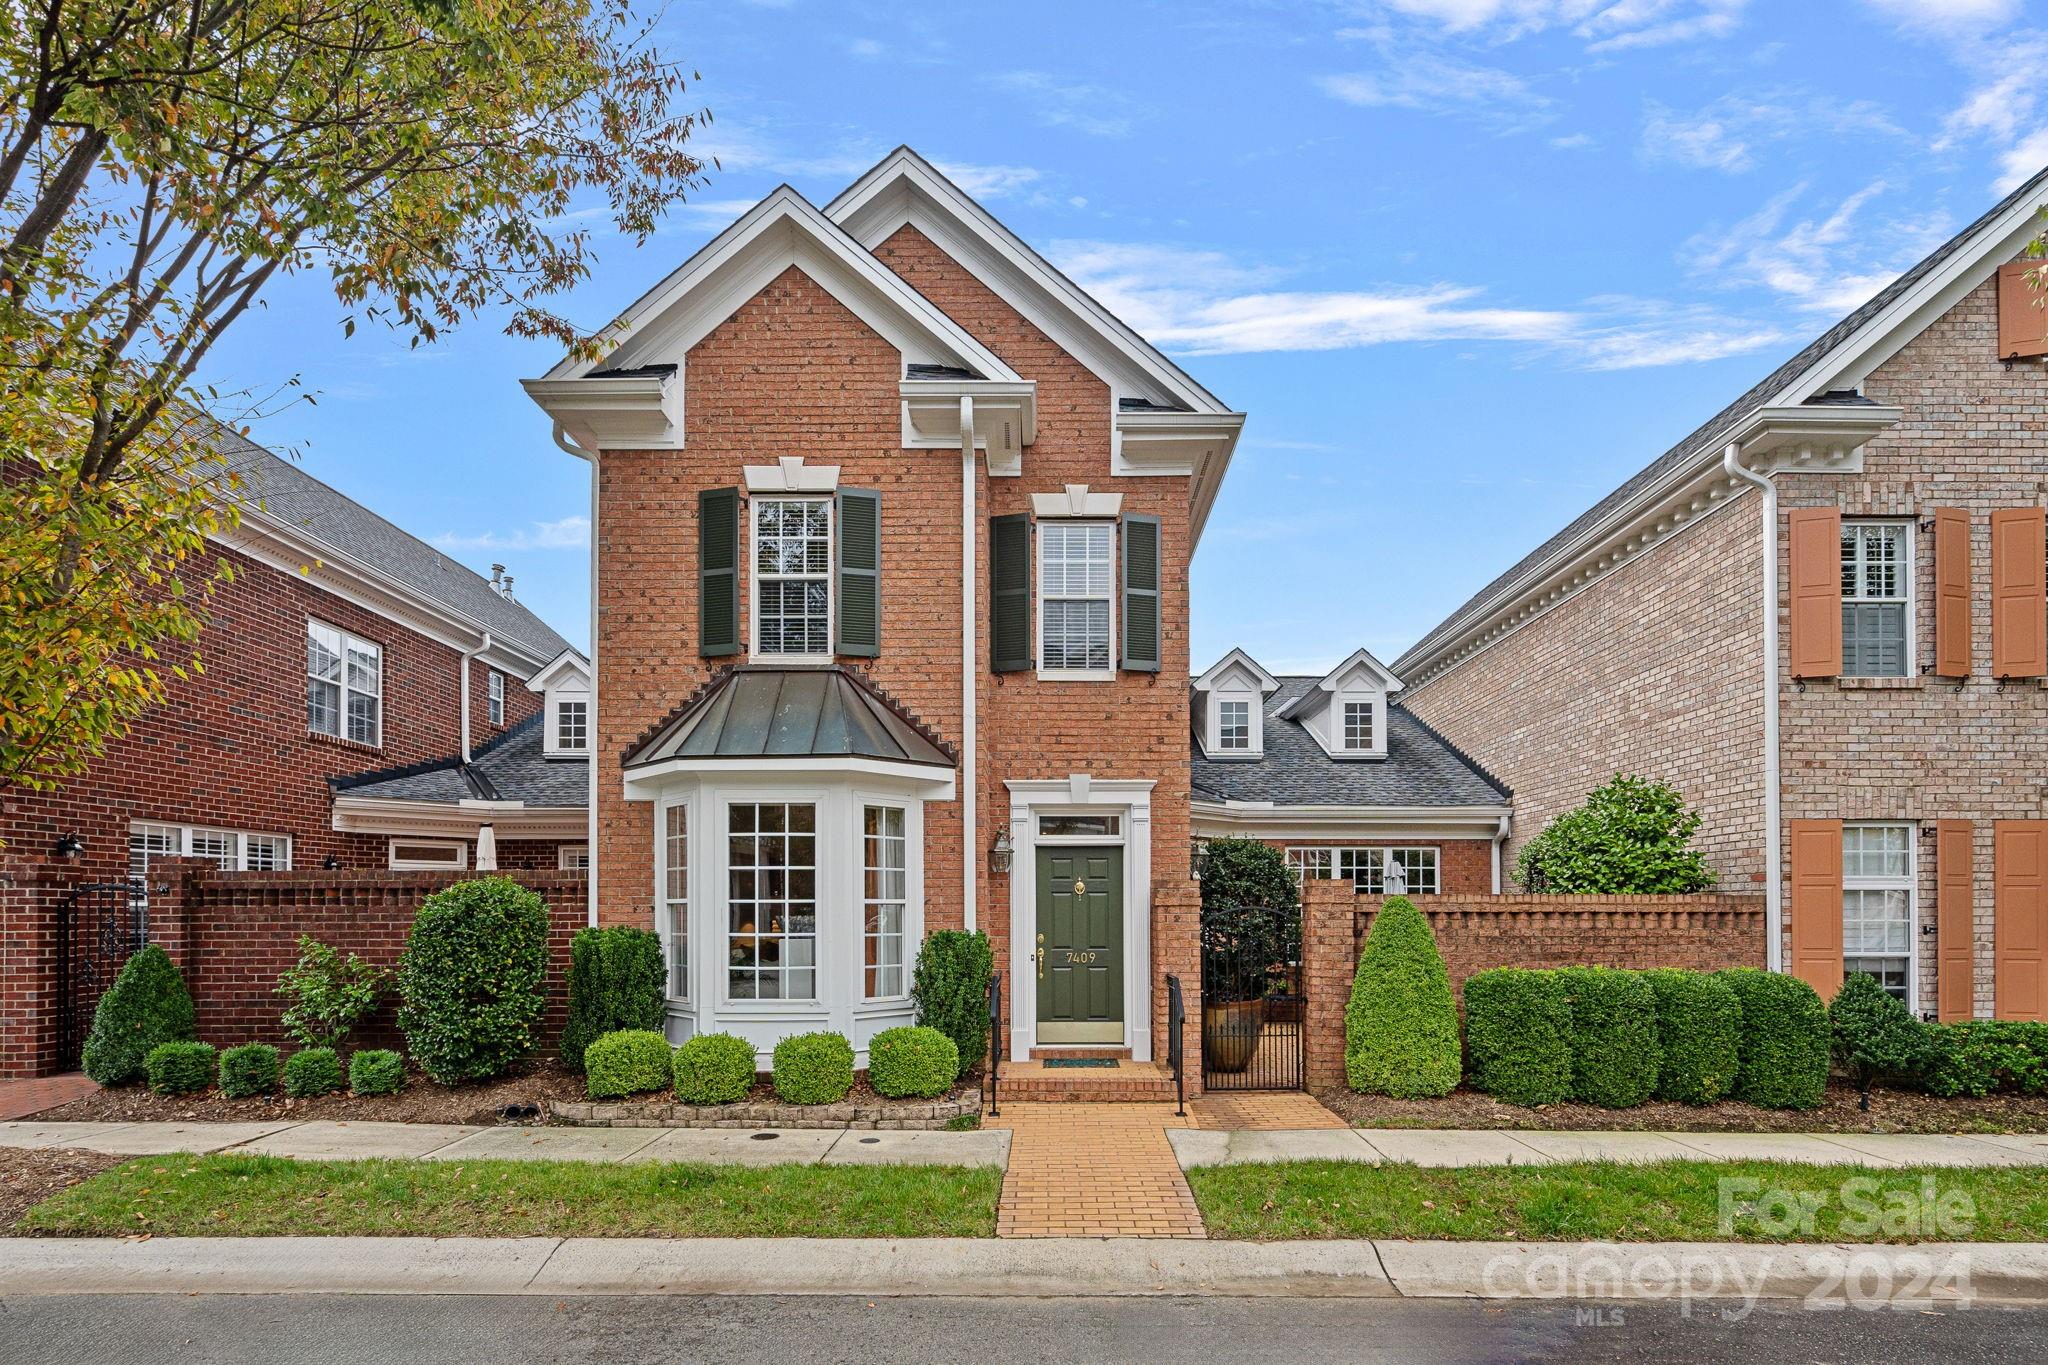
[
  {"x1": 1165, "y1": 972, "x2": 1186, "y2": 1116},
  {"x1": 985, "y1": 974, "x2": 1002, "y2": 1118}
]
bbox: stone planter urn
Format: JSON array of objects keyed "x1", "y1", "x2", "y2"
[{"x1": 1202, "y1": 999, "x2": 1265, "y2": 1073}]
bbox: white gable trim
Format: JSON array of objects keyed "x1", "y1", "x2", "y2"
[
  {"x1": 525, "y1": 648, "x2": 591, "y2": 694},
  {"x1": 1194, "y1": 648, "x2": 1280, "y2": 694}
]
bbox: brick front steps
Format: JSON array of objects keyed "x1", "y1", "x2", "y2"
[
  {"x1": 994, "y1": 1060, "x2": 1180, "y2": 1104},
  {"x1": 554, "y1": 1090, "x2": 981, "y2": 1131}
]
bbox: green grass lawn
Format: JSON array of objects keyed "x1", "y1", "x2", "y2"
[
  {"x1": 1188, "y1": 1159, "x2": 2048, "y2": 1243},
  {"x1": 20, "y1": 1154, "x2": 1001, "y2": 1239}
]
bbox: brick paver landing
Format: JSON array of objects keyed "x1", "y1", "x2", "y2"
[
  {"x1": 1188, "y1": 1092, "x2": 1347, "y2": 1131},
  {"x1": 984, "y1": 1102, "x2": 1203, "y2": 1239},
  {"x1": 0, "y1": 1073, "x2": 97, "y2": 1122}
]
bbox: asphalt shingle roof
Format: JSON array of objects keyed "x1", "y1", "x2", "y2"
[
  {"x1": 1398, "y1": 161, "x2": 2048, "y2": 676},
  {"x1": 209, "y1": 429, "x2": 572, "y2": 663},
  {"x1": 1191, "y1": 677, "x2": 1510, "y2": 808},
  {"x1": 332, "y1": 715, "x2": 588, "y2": 807}
]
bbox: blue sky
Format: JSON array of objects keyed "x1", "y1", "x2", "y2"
[{"x1": 197, "y1": 0, "x2": 2047, "y2": 673}]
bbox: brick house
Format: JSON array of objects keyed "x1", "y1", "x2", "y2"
[
  {"x1": 1391, "y1": 167, "x2": 2048, "y2": 1024},
  {"x1": 1, "y1": 431, "x2": 583, "y2": 885},
  {"x1": 1189, "y1": 647, "x2": 1511, "y2": 894},
  {"x1": 523, "y1": 148, "x2": 1244, "y2": 1066}
]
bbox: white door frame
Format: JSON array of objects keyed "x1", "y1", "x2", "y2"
[{"x1": 1004, "y1": 776, "x2": 1154, "y2": 1062}]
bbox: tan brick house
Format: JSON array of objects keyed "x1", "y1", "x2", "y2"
[
  {"x1": 1392, "y1": 167, "x2": 2048, "y2": 1024},
  {"x1": 523, "y1": 149, "x2": 1244, "y2": 1065}
]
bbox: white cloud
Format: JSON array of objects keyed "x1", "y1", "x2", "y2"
[
  {"x1": 847, "y1": 37, "x2": 884, "y2": 59},
  {"x1": 1364, "y1": 0, "x2": 1749, "y2": 49},
  {"x1": 1047, "y1": 238, "x2": 1780, "y2": 370},
  {"x1": 1316, "y1": 55, "x2": 1553, "y2": 130},
  {"x1": 1550, "y1": 132, "x2": 1595, "y2": 149},
  {"x1": 1860, "y1": 0, "x2": 2020, "y2": 36},
  {"x1": 930, "y1": 161, "x2": 1042, "y2": 200},
  {"x1": 436, "y1": 516, "x2": 590, "y2": 553},
  {"x1": 1641, "y1": 93, "x2": 1905, "y2": 174},
  {"x1": 1642, "y1": 101, "x2": 1757, "y2": 172},
  {"x1": 1685, "y1": 181, "x2": 1954, "y2": 314},
  {"x1": 1583, "y1": 0, "x2": 1749, "y2": 52},
  {"x1": 1927, "y1": 33, "x2": 2048, "y2": 191},
  {"x1": 1997, "y1": 127, "x2": 2048, "y2": 191},
  {"x1": 995, "y1": 72, "x2": 1146, "y2": 138}
]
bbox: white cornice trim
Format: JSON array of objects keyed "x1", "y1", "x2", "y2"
[
  {"x1": 900, "y1": 379, "x2": 1036, "y2": 471},
  {"x1": 744, "y1": 455, "x2": 841, "y2": 493},
  {"x1": 1031, "y1": 484, "x2": 1124, "y2": 519},
  {"x1": 525, "y1": 648, "x2": 591, "y2": 694},
  {"x1": 622, "y1": 755, "x2": 956, "y2": 801},
  {"x1": 521, "y1": 372, "x2": 678, "y2": 453},
  {"x1": 1192, "y1": 799, "x2": 1508, "y2": 841},
  {"x1": 331, "y1": 794, "x2": 585, "y2": 840}
]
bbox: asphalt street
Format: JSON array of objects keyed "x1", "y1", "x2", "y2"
[{"x1": 3, "y1": 1293, "x2": 2044, "y2": 1364}]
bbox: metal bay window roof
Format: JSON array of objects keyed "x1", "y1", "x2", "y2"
[{"x1": 623, "y1": 666, "x2": 956, "y2": 771}]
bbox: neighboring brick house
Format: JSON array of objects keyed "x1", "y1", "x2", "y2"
[
  {"x1": 523, "y1": 148, "x2": 1244, "y2": 1066},
  {"x1": 1392, "y1": 166, "x2": 2048, "y2": 1024},
  {"x1": 1188, "y1": 648, "x2": 1510, "y2": 895},
  {"x1": 1, "y1": 431, "x2": 578, "y2": 884}
]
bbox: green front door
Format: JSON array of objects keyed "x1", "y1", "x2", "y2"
[{"x1": 1035, "y1": 846, "x2": 1123, "y2": 1044}]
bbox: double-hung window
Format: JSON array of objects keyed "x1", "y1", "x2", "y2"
[
  {"x1": 663, "y1": 805, "x2": 689, "y2": 1001},
  {"x1": 1285, "y1": 848, "x2": 1333, "y2": 881},
  {"x1": 1844, "y1": 824, "x2": 1914, "y2": 1005},
  {"x1": 1342, "y1": 701, "x2": 1374, "y2": 752},
  {"x1": 727, "y1": 802, "x2": 817, "y2": 1000},
  {"x1": 556, "y1": 700, "x2": 589, "y2": 752},
  {"x1": 487, "y1": 670, "x2": 504, "y2": 726},
  {"x1": 1841, "y1": 522, "x2": 1911, "y2": 678},
  {"x1": 307, "y1": 621, "x2": 381, "y2": 745},
  {"x1": 1218, "y1": 700, "x2": 1251, "y2": 751},
  {"x1": 130, "y1": 821, "x2": 292, "y2": 877},
  {"x1": 1039, "y1": 522, "x2": 1113, "y2": 676},
  {"x1": 863, "y1": 805, "x2": 908, "y2": 999},
  {"x1": 754, "y1": 498, "x2": 831, "y2": 658}
]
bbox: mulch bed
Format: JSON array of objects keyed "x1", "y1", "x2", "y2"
[
  {"x1": 1314, "y1": 1081, "x2": 2048, "y2": 1134},
  {"x1": 34, "y1": 1058, "x2": 588, "y2": 1127},
  {"x1": 1, "y1": 1148, "x2": 124, "y2": 1234}
]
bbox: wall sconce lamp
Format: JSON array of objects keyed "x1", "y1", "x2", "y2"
[
  {"x1": 322, "y1": 855, "x2": 341, "y2": 871},
  {"x1": 988, "y1": 830, "x2": 1013, "y2": 876},
  {"x1": 54, "y1": 833, "x2": 84, "y2": 861}
]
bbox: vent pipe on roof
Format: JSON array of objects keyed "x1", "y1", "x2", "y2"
[
  {"x1": 491, "y1": 563, "x2": 504, "y2": 589},
  {"x1": 501, "y1": 574, "x2": 515, "y2": 600}
]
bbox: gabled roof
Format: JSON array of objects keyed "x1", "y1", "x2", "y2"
[
  {"x1": 1191, "y1": 680, "x2": 1509, "y2": 809},
  {"x1": 1395, "y1": 162, "x2": 2048, "y2": 683},
  {"x1": 535, "y1": 183, "x2": 1021, "y2": 385},
  {"x1": 332, "y1": 714, "x2": 588, "y2": 808},
  {"x1": 624, "y1": 665, "x2": 955, "y2": 770},
  {"x1": 210, "y1": 429, "x2": 572, "y2": 665},
  {"x1": 1277, "y1": 647, "x2": 1403, "y2": 721},
  {"x1": 526, "y1": 648, "x2": 591, "y2": 693},
  {"x1": 1194, "y1": 647, "x2": 1280, "y2": 694}
]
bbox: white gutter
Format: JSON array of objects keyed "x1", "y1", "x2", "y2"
[
  {"x1": 1491, "y1": 813, "x2": 1512, "y2": 895},
  {"x1": 1723, "y1": 443, "x2": 1783, "y2": 973},
  {"x1": 458, "y1": 632, "x2": 492, "y2": 763},
  {"x1": 959, "y1": 395, "x2": 978, "y2": 932},
  {"x1": 554, "y1": 420, "x2": 603, "y2": 928}
]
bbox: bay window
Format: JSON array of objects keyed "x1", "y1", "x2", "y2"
[
  {"x1": 664, "y1": 805, "x2": 688, "y2": 1001},
  {"x1": 726, "y1": 801, "x2": 818, "y2": 1001},
  {"x1": 863, "y1": 805, "x2": 907, "y2": 998}
]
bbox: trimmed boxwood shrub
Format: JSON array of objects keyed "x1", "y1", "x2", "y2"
[
  {"x1": 911, "y1": 931, "x2": 994, "y2": 1074},
  {"x1": 1829, "y1": 973, "x2": 1929, "y2": 1106},
  {"x1": 1463, "y1": 969, "x2": 1573, "y2": 1106},
  {"x1": 868, "y1": 1026, "x2": 960, "y2": 1099},
  {"x1": 283, "y1": 1047, "x2": 344, "y2": 1098},
  {"x1": 1344, "y1": 898, "x2": 1460, "y2": 1098},
  {"x1": 1644, "y1": 969, "x2": 1741, "y2": 1104},
  {"x1": 772, "y1": 1031, "x2": 855, "y2": 1105},
  {"x1": 395, "y1": 877, "x2": 551, "y2": 1084},
  {"x1": 1562, "y1": 967, "x2": 1661, "y2": 1108},
  {"x1": 1719, "y1": 968, "x2": 1829, "y2": 1109},
  {"x1": 584, "y1": 1029, "x2": 674, "y2": 1100},
  {"x1": 81, "y1": 945, "x2": 196, "y2": 1086},
  {"x1": 144, "y1": 1041, "x2": 216, "y2": 1096},
  {"x1": 673, "y1": 1032, "x2": 759, "y2": 1105},
  {"x1": 559, "y1": 926, "x2": 665, "y2": 1073},
  {"x1": 218, "y1": 1043, "x2": 280, "y2": 1099},
  {"x1": 1923, "y1": 1021, "x2": 2048, "y2": 1097},
  {"x1": 349, "y1": 1049, "x2": 406, "y2": 1097}
]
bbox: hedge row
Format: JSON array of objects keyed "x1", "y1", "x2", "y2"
[{"x1": 582, "y1": 1025, "x2": 964, "y2": 1105}]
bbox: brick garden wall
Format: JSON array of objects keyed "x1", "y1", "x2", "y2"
[{"x1": 1298, "y1": 880, "x2": 1766, "y2": 1089}]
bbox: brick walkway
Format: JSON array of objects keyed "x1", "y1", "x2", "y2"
[
  {"x1": 984, "y1": 1102, "x2": 1204, "y2": 1239},
  {"x1": 1188, "y1": 1092, "x2": 1348, "y2": 1131},
  {"x1": 0, "y1": 1073, "x2": 97, "y2": 1122}
]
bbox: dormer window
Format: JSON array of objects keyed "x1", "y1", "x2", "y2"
[
  {"x1": 556, "y1": 699, "x2": 589, "y2": 751},
  {"x1": 1218, "y1": 700, "x2": 1251, "y2": 751},
  {"x1": 528, "y1": 648, "x2": 593, "y2": 760},
  {"x1": 1341, "y1": 700, "x2": 1374, "y2": 752}
]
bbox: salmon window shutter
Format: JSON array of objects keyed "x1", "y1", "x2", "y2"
[
  {"x1": 1997, "y1": 261, "x2": 2048, "y2": 361},
  {"x1": 1933, "y1": 508, "x2": 1971, "y2": 678},
  {"x1": 1990, "y1": 507, "x2": 2047, "y2": 678},
  {"x1": 1787, "y1": 507, "x2": 1842, "y2": 679},
  {"x1": 1994, "y1": 821, "x2": 2048, "y2": 1021},
  {"x1": 1937, "y1": 820, "x2": 1975, "y2": 1022},
  {"x1": 1788, "y1": 819, "x2": 1844, "y2": 1001}
]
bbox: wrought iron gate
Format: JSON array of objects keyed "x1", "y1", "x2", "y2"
[
  {"x1": 55, "y1": 881, "x2": 148, "y2": 1069},
  {"x1": 1199, "y1": 903, "x2": 1304, "y2": 1091}
]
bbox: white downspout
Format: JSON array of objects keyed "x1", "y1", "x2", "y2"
[
  {"x1": 1490, "y1": 813, "x2": 1512, "y2": 895},
  {"x1": 555, "y1": 421, "x2": 602, "y2": 928},
  {"x1": 459, "y1": 633, "x2": 491, "y2": 763},
  {"x1": 1723, "y1": 442, "x2": 1783, "y2": 972},
  {"x1": 959, "y1": 396, "x2": 978, "y2": 932}
]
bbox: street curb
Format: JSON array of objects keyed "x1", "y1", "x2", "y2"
[{"x1": 3, "y1": 1237, "x2": 2046, "y2": 1302}]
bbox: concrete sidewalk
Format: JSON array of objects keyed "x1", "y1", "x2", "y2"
[
  {"x1": 0, "y1": 1120, "x2": 1009, "y2": 1168},
  {"x1": 1, "y1": 1235, "x2": 2044, "y2": 1304},
  {"x1": 1169, "y1": 1126, "x2": 2048, "y2": 1169}
]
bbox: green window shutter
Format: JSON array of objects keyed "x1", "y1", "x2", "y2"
[
  {"x1": 1121, "y1": 513, "x2": 1161, "y2": 673},
  {"x1": 698, "y1": 486, "x2": 740, "y2": 658},
  {"x1": 835, "y1": 488, "x2": 881, "y2": 657},
  {"x1": 990, "y1": 512, "x2": 1032, "y2": 673}
]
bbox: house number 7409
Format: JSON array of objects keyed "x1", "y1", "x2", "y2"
[{"x1": 1063, "y1": 951, "x2": 1099, "y2": 965}]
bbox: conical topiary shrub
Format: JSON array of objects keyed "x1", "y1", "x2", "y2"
[
  {"x1": 1344, "y1": 897, "x2": 1461, "y2": 1097},
  {"x1": 81, "y1": 944, "x2": 196, "y2": 1086}
]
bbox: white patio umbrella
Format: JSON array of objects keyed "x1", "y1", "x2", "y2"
[{"x1": 474, "y1": 823, "x2": 498, "y2": 872}]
